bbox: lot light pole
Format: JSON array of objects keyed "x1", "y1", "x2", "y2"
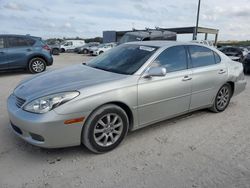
[{"x1": 194, "y1": 0, "x2": 201, "y2": 40}]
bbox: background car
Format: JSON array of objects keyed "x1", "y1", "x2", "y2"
[
  {"x1": 0, "y1": 34, "x2": 53, "y2": 73},
  {"x1": 74, "y1": 42, "x2": 100, "y2": 54},
  {"x1": 60, "y1": 40, "x2": 85, "y2": 52},
  {"x1": 243, "y1": 53, "x2": 250, "y2": 73},
  {"x1": 119, "y1": 30, "x2": 176, "y2": 44},
  {"x1": 219, "y1": 46, "x2": 248, "y2": 62},
  {"x1": 47, "y1": 43, "x2": 60, "y2": 55},
  {"x1": 191, "y1": 40, "x2": 214, "y2": 47},
  {"x1": 91, "y1": 43, "x2": 117, "y2": 56}
]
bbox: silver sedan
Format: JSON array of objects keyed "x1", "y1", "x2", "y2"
[{"x1": 7, "y1": 41, "x2": 246, "y2": 153}]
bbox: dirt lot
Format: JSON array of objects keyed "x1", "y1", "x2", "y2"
[{"x1": 0, "y1": 53, "x2": 250, "y2": 188}]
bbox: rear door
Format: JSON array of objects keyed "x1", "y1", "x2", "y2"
[
  {"x1": 6, "y1": 36, "x2": 35, "y2": 69},
  {"x1": 0, "y1": 36, "x2": 9, "y2": 69},
  {"x1": 188, "y1": 45, "x2": 228, "y2": 110}
]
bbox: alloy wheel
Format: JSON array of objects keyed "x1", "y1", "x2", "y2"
[
  {"x1": 93, "y1": 113, "x2": 123, "y2": 147},
  {"x1": 32, "y1": 60, "x2": 45, "y2": 73},
  {"x1": 216, "y1": 86, "x2": 230, "y2": 110}
]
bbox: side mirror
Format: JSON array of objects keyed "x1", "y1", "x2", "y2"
[{"x1": 144, "y1": 66, "x2": 167, "y2": 78}]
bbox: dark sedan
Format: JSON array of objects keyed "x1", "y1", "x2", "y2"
[{"x1": 243, "y1": 53, "x2": 250, "y2": 74}]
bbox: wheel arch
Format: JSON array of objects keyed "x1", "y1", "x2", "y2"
[
  {"x1": 27, "y1": 55, "x2": 48, "y2": 67},
  {"x1": 83, "y1": 101, "x2": 134, "y2": 131},
  {"x1": 226, "y1": 81, "x2": 235, "y2": 96}
]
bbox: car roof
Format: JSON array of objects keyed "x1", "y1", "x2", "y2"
[
  {"x1": 126, "y1": 30, "x2": 175, "y2": 37},
  {"x1": 0, "y1": 34, "x2": 41, "y2": 40},
  {"x1": 126, "y1": 40, "x2": 200, "y2": 48}
]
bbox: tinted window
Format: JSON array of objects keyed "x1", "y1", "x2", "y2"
[
  {"x1": 8, "y1": 37, "x2": 30, "y2": 48},
  {"x1": 152, "y1": 46, "x2": 187, "y2": 72},
  {"x1": 88, "y1": 44, "x2": 157, "y2": 75},
  {"x1": 0, "y1": 38, "x2": 4, "y2": 48},
  {"x1": 26, "y1": 38, "x2": 36, "y2": 46},
  {"x1": 214, "y1": 52, "x2": 221, "y2": 63},
  {"x1": 189, "y1": 46, "x2": 216, "y2": 68}
]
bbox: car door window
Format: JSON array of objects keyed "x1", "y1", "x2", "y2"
[
  {"x1": 189, "y1": 45, "x2": 216, "y2": 68},
  {"x1": 8, "y1": 37, "x2": 29, "y2": 48},
  {"x1": 26, "y1": 38, "x2": 36, "y2": 46},
  {"x1": 0, "y1": 38, "x2": 4, "y2": 48},
  {"x1": 214, "y1": 52, "x2": 221, "y2": 63},
  {"x1": 152, "y1": 45, "x2": 187, "y2": 72}
]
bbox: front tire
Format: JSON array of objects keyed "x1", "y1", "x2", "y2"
[
  {"x1": 82, "y1": 104, "x2": 129, "y2": 153},
  {"x1": 210, "y1": 83, "x2": 232, "y2": 112},
  {"x1": 28, "y1": 58, "x2": 46, "y2": 74}
]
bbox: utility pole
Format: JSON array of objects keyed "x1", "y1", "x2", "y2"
[{"x1": 194, "y1": 0, "x2": 201, "y2": 40}]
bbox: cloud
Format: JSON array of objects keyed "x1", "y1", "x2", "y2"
[
  {"x1": 4, "y1": 2, "x2": 26, "y2": 11},
  {"x1": 0, "y1": 0, "x2": 249, "y2": 40},
  {"x1": 63, "y1": 22, "x2": 72, "y2": 29}
]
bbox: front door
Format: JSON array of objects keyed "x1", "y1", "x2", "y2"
[{"x1": 137, "y1": 45, "x2": 192, "y2": 126}]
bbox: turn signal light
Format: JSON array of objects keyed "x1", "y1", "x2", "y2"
[{"x1": 64, "y1": 117, "x2": 85, "y2": 124}]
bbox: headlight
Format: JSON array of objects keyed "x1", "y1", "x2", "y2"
[{"x1": 23, "y1": 91, "x2": 79, "y2": 114}]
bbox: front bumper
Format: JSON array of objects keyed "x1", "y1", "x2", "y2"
[
  {"x1": 46, "y1": 55, "x2": 53, "y2": 66},
  {"x1": 92, "y1": 51, "x2": 99, "y2": 56},
  {"x1": 7, "y1": 94, "x2": 88, "y2": 148}
]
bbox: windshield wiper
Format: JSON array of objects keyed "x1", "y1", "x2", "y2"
[
  {"x1": 89, "y1": 65, "x2": 128, "y2": 75},
  {"x1": 92, "y1": 66, "x2": 110, "y2": 72}
]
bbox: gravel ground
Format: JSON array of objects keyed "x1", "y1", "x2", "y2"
[{"x1": 0, "y1": 53, "x2": 250, "y2": 188}]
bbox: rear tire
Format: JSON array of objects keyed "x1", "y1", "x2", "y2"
[
  {"x1": 52, "y1": 48, "x2": 60, "y2": 55},
  {"x1": 28, "y1": 58, "x2": 46, "y2": 74},
  {"x1": 82, "y1": 104, "x2": 129, "y2": 153},
  {"x1": 210, "y1": 83, "x2": 232, "y2": 113},
  {"x1": 60, "y1": 48, "x2": 65, "y2": 53},
  {"x1": 83, "y1": 49, "x2": 88, "y2": 54}
]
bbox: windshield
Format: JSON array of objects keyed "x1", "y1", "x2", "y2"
[
  {"x1": 119, "y1": 34, "x2": 142, "y2": 44},
  {"x1": 87, "y1": 44, "x2": 158, "y2": 75}
]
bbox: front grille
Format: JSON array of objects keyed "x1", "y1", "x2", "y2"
[{"x1": 15, "y1": 96, "x2": 26, "y2": 108}]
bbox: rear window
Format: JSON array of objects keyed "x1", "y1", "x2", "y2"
[
  {"x1": 7, "y1": 36, "x2": 34, "y2": 48},
  {"x1": 0, "y1": 38, "x2": 4, "y2": 48},
  {"x1": 189, "y1": 45, "x2": 217, "y2": 68},
  {"x1": 26, "y1": 38, "x2": 36, "y2": 46}
]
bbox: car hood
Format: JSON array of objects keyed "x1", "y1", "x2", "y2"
[{"x1": 14, "y1": 64, "x2": 128, "y2": 100}]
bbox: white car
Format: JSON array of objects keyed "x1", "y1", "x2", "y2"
[
  {"x1": 92, "y1": 43, "x2": 117, "y2": 56},
  {"x1": 60, "y1": 40, "x2": 85, "y2": 52}
]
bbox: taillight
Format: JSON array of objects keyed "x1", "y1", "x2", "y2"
[{"x1": 43, "y1": 45, "x2": 51, "y2": 51}]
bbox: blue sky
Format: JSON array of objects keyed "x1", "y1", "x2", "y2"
[{"x1": 0, "y1": 0, "x2": 249, "y2": 40}]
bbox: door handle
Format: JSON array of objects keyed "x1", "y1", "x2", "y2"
[
  {"x1": 182, "y1": 75, "x2": 192, "y2": 81},
  {"x1": 218, "y1": 69, "x2": 226, "y2": 74},
  {"x1": 0, "y1": 52, "x2": 4, "y2": 54},
  {"x1": 26, "y1": 48, "x2": 32, "y2": 52}
]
